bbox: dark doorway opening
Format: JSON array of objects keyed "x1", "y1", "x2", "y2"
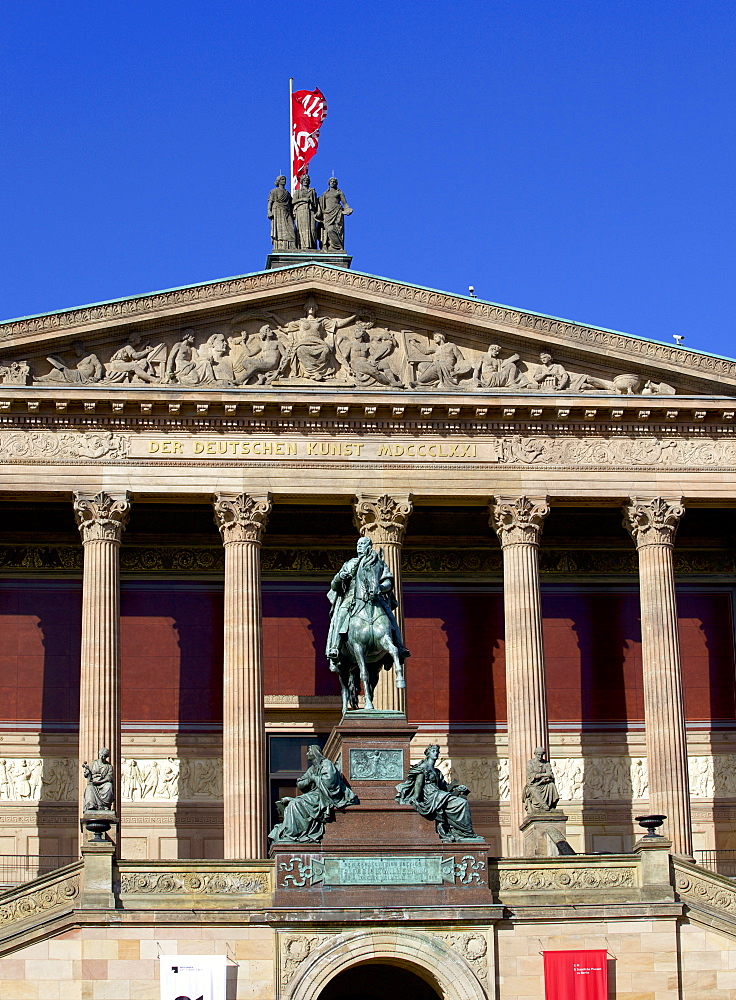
[{"x1": 318, "y1": 961, "x2": 442, "y2": 1000}]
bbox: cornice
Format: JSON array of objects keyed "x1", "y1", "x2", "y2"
[{"x1": 0, "y1": 264, "x2": 734, "y2": 388}]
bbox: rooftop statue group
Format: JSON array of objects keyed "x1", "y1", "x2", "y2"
[{"x1": 268, "y1": 174, "x2": 352, "y2": 252}]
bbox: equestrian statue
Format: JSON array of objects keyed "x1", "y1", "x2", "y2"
[{"x1": 326, "y1": 536, "x2": 409, "y2": 712}]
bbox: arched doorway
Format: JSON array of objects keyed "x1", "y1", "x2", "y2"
[{"x1": 317, "y1": 961, "x2": 442, "y2": 1000}]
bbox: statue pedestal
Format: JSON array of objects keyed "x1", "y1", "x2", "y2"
[
  {"x1": 265, "y1": 251, "x2": 352, "y2": 270},
  {"x1": 519, "y1": 811, "x2": 572, "y2": 857},
  {"x1": 271, "y1": 711, "x2": 491, "y2": 906}
]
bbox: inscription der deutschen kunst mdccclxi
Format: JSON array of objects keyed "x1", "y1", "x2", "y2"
[{"x1": 142, "y1": 439, "x2": 482, "y2": 459}]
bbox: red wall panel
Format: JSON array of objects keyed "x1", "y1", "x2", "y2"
[
  {"x1": 0, "y1": 582, "x2": 81, "y2": 725},
  {"x1": 404, "y1": 591, "x2": 506, "y2": 723},
  {"x1": 120, "y1": 586, "x2": 223, "y2": 727},
  {"x1": 0, "y1": 581, "x2": 733, "y2": 731}
]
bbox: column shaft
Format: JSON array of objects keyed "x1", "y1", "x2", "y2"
[
  {"x1": 74, "y1": 492, "x2": 130, "y2": 848},
  {"x1": 214, "y1": 492, "x2": 272, "y2": 860},
  {"x1": 353, "y1": 493, "x2": 413, "y2": 713},
  {"x1": 489, "y1": 495, "x2": 550, "y2": 854},
  {"x1": 624, "y1": 497, "x2": 692, "y2": 856}
]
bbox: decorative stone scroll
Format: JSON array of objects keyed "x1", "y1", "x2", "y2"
[
  {"x1": 496, "y1": 864, "x2": 636, "y2": 892},
  {"x1": 213, "y1": 492, "x2": 271, "y2": 543},
  {"x1": 623, "y1": 495, "x2": 685, "y2": 547},
  {"x1": 119, "y1": 869, "x2": 270, "y2": 895},
  {"x1": 674, "y1": 864, "x2": 736, "y2": 915},
  {"x1": 0, "y1": 430, "x2": 129, "y2": 461},
  {"x1": 73, "y1": 491, "x2": 131, "y2": 543},
  {"x1": 489, "y1": 495, "x2": 550, "y2": 546},
  {"x1": 0, "y1": 872, "x2": 80, "y2": 927},
  {"x1": 352, "y1": 492, "x2": 413, "y2": 545}
]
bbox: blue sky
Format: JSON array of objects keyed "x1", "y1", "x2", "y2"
[{"x1": 2, "y1": 1, "x2": 735, "y2": 356}]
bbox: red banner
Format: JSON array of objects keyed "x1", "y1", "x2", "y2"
[
  {"x1": 543, "y1": 950, "x2": 608, "y2": 1000},
  {"x1": 291, "y1": 87, "x2": 327, "y2": 189}
]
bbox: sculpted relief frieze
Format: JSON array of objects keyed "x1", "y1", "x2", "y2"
[
  {"x1": 0, "y1": 296, "x2": 681, "y2": 395},
  {"x1": 0, "y1": 266, "x2": 732, "y2": 389},
  {"x1": 0, "y1": 757, "x2": 222, "y2": 802}
]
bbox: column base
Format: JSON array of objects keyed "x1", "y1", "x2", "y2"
[{"x1": 519, "y1": 811, "x2": 574, "y2": 857}]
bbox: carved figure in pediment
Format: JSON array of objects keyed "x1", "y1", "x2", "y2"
[
  {"x1": 105, "y1": 333, "x2": 160, "y2": 383},
  {"x1": 522, "y1": 349, "x2": 570, "y2": 391},
  {"x1": 36, "y1": 343, "x2": 104, "y2": 384},
  {"x1": 268, "y1": 175, "x2": 296, "y2": 251},
  {"x1": 338, "y1": 325, "x2": 402, "y2": 387},
  {"x1": 473, "y1": 344, "x2": 522, "y2": 389},
  {"x1": 0, "y1": 360, "x2": 30, "y2": 385},
  {"x1": 408, "y1": 331, "x2": 473, "y2": 388},
  {"x1": 229, "y1": 325, "x2": 286, "y2": 385},
  {"x1": 318, "y1": 177, "x2": 352, "y2": 251},
  {"x1": 275, "y1": 300, "x2": 356, "y2": 381},
  {"x1": 166, "y1": 331, "x2": 233, "y2": 386},
  {"x1": 642, "y1": 379, "x2": 676, "y2": 395},
  {"x1": 292, "y1": 174, "x2": 321, "y2": 251}
]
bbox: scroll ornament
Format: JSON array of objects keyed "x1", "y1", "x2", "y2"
[
  {"x1": 73, "y1": 491, "x2": 131, "y2": 543},
  {"x1": 213, "y1": 492, "x2": 272, "y2": 544}
]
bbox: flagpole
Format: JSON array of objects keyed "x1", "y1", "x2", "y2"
[{"x1": 289, "y1": 77, "x2": 294, "y2": 194}]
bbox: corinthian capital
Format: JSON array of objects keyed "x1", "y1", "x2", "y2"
[
  {"x1": 73, "y1": 491, "x2": 131, "y2": 543},
  {"x1": 353, "y1": 492, "x2": 414, "y2": 545},
  {"x1": 213, "y1": 492, "x2": 272, "y2": 544},
  {"x1": 488, "y1": 495, "x2": 550, "y2": 547},
  {"x1": 623, "y1": 496, "x2": 685, "y2": 548}
]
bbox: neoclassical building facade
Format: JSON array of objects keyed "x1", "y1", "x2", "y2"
[{"x1": 1, "y1": 261, "x2": 736, "y2": 998}]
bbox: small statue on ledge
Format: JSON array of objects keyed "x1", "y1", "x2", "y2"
[
  {"x1": 396, "y1": 745, "x2": 483, "y2": 843},
  {"x1": 523, "y1": 747, "x2": 560, "y2": 813},
  {"x1": 269, "y1": 745, "x2": 358, "y2": 843},
  {"x1": 82, "y1": 748, "x2": 115, "y2": 811}
]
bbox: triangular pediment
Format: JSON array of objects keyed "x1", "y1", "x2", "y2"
[{"x1": 0, "y1": 263, "x2": 734, "y2": 399}]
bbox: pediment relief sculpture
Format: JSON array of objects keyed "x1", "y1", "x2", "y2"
[{"x1": 0, "y1": 297, "x2": 684, "y2": 395}]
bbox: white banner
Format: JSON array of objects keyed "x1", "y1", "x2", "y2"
[{"x1": 160, "y1": 956, "x2": 227, "y2": 1000}]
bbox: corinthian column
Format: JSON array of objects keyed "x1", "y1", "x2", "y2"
[
  {"x1": 489, "y1": 495, "x2": 550, "y2": 854},
  {"x1": 623, "y1": 496, "x2": 692, "y2": 856},
  {"x1": 73, "y1": 491, "x2": 131, "y2": 844},
  {"x1": 213, "y1": 492, "x2": 272, "y2": 859},
  {"x1": 353, "y1": 492, "x2": 413, "y2": 713}
]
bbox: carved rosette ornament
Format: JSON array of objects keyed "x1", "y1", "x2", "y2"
[
  {"x1": 213, "y1": 493, "x2": 272, "y2": 544},
  {"x1": 622, "y1": 496, "x2": 685, "y2": 548},
  {"x1": 73, "y1": 491, "x2": 131, "y2": 543},
  {"x1": 488, "y1": 495, "x2": 550, "y2": 547},
  {"x1": 352, "y1": 492, "x2": 413, "y2": 545}
]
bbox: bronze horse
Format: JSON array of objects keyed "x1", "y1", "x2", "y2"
[
  {"x1": 327, "y1": 537, "x2": 407, "y2": 712},
  {"x1": 331, "y1": 593, "x2": 405, "y2": 712}
]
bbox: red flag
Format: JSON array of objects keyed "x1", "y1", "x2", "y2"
[
  {"x1": 543, "y1": 950, "x2": 608, "y2": 1000},
  {"x1": 291, "y1": 88, "x2": 327, "y2": 190}
]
